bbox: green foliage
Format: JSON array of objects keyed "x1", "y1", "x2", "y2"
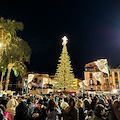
[
  {"x1": 0, "y1": 17, "x2": 31, "y2": 91},
  {"x1": 0, "y1": 17, "x2": 24, "y2": 37}
]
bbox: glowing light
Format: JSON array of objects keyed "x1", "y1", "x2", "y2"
[
  {"x1": 0, "y1": 43, "x2": 2, "y2": 47},
  {"x1": 94, "y1": 59, "x2": 109, "y2": 74},
  {"x1": 62, "y1": 36, "x2": 68, "y2": 45},
  {"x1": 113, "y1": 89, "x2": 117, "y2": 93},
  {"x1": 28, "y1": 74, "x2": 34, "y2": 83}
]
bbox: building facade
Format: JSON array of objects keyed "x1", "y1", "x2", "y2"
[{"x1": 84, "y1": 61, "x2": 113, "y2": 91}]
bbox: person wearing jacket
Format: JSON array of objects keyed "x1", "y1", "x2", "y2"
[
  {"x1": 14, "y1": 100, "x2": 30, "y2": 120},
  {"x1": 46, "y1": 100, "x2": 61, "y2": 120},
  {"x1": 61, "y1": 101, "x2": 69, "y2": 120},
  {"x1": 108, "y1": 100, "x2": 120, "y2": 120},
  {"x1": 32, "y1": 100, "x2": 46, "y2": 120},
  {"x1": 92, "y1": 104, "x2": 105, "y2": 120},
  {"x1": 75, "y1": 99, "x2": 85, "y2": 120},
  {"x1": 0, "y1": 104, "x2": 11, "y2": 120},
  {"x1": 64, "y1": 98, "x2": 78, "y2": 120},
  {"x1": 6, "y1": 98, "x2": 18, "y2": 120}
]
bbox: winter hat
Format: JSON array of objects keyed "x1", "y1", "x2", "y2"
[
  {"x1": 61, "y1": 102, "x2": 69, "y2": 110},
  {"x1": 7, "y1": 98, "x2": 18, "y2": 108},
  {"x1": 37, "y1": 100, "x2": 44, "y2": 105}
]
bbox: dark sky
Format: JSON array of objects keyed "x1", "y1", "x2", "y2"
[{"x1": 1, "y1": 0, "x2": 120, "y2": 79}]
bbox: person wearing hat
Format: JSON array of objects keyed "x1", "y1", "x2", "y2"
[{"x1": 32, "y1": 100, "x2": 46, "y2": 120}]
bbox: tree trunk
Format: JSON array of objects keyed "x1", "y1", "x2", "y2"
[
  {"x1": 0, "y1": 73, "x2": 3, "y2": 91},
  {"x1": 5, "y1": 63, "x2": 14, "y2": 92}
]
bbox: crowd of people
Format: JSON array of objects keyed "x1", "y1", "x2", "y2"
[{"x1": 0, "y1": 92, "x2": 120, "y2": 120}]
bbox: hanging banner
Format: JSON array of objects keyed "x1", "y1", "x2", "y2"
[
  {"x1": 94, "y1": 59, "x2": 109, "y2": 74},
  {"x1": 78, "y1": 82, "x2": 83, "y2": 88},
  {"x1": 93, "y1": 72, "x2": 102, "y2": 82},
  {"x1": 28, "y1": 74, "x2": 34, "y2": 83},
  {"x1": 83, "y1": 80, "x2": 88, "y2": 86},
  {"x1": 43, "y1": 78, "x2": 48, "y2": 85}
]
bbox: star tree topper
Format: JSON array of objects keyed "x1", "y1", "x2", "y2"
[{"x1": 62, "y1": 36, "x2": 68, "y2": 45}]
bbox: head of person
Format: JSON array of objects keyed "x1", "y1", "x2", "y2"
[
  {"x1": 112, "y1": 100, "x2": 120, "y2": 120},
  {"x1": 75, "y1": 99, "x2": 83, "y2": 108},
  {"x1": 60, "y1": 93, "x2": 64, "y2": 98},
  {"x1": 33, "y1": 98, "x2": 37, "y2": 104},
  {"x1": 27, "y1": 98, "x2": 31, "y2": 104},
  {"x1": 18, "y1": 98, "x2": 23, "y2": 104},
  {"x1": 47, "y1": 100, "x2": 55, "y2": 110},
  {"x1": 0, "y1": 104, "x2": 5, "y2": 113},
  {"x1": 61, "y1": 102, "x2": 69, "y2": 110},
  {"x1": 52, "y1": 94, "x2": 55, "y2": 98},
  {"x1": 68, "y1": 98, "x2": 75, "y2": 107},
  {"x1": 2, "y1": 94, "x2": 7, "y2": 99},
  {"x1": 37, "y1": 100, "x2": 44, "y2": 109},
  {"x1": 94, "y1": 104, "x2": 105, "y2": 117}
]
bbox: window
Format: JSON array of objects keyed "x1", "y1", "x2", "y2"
[
  {"x1": 114, "y1": 72, "x2": 118, "y2": 77},
  {"x1": 89, "y1": 80, "x2": 94, "y2": 85},
  {"x1": 89, "y1": 73, "x2": 93, "y2": 78},
  {"x1": 115, "y1": 78, "x2": 119, "y2": 84},
  {"x1": 97, "y1": 81, "x2": 101, "y2": 85},
  {"x1": 106, "y1": 79, "x2": 109, "y2": 83},
  {"x1": 97, "y1": 87, "x2": 100, "y2": 89},
  {"x1": 116, "y1": 85, "x2": 119, "y2": 89}
]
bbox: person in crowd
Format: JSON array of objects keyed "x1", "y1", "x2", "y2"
[
  {"x1": 85, "y1": 110, "x2": 93, "y2": 120},
  {"x1": 14, "y1": 99, "x2": 30, "y2": 120},
  {"x1": 61, "y1": 102, "x2": 69, "y2": 120},
  {"x1": 96, "y1": 98, "x2": 106, "y2": 107},
  {"x1": 107, "y1": 96, "x2": 113, "y2": 107},
  {"x1": 83, "y1": 98, "x2": 91, "y2": 111},
  {"x1": 58, "y1": 93, "x2": 68, "y2": 107},
  {"x1": 75, "y1": 99, "x2": 85, "y2": 120},
  {"x1": 61, "y1": 102, "x2": 69, "y2": 110},
  {"x1": 7, "y1": 95, "x2": 12, "y2": 102},
  {"x1": 27, "y1": 98, "x2": 34, "y2": 115},
  {"x1": 6, "y1": 97, "x2": 18, "y2": 120},
  {"x1": 91, "y1": 96, "x2": 98, "y2": 111},
  {"x1": 92, "y1": 104, "x2": 105, "y2": 120},
  {"x1": 47, "y1": 94, "x2": 51, "y2": 101},
  {"x1": 0, "y1": 104, "x2": 11, "y2": 120},
  {"x1": 0, "y1": 108, "x2": 5, "y2": 120},
  {"x1": 64, "y1": 97, "x2": 78, "y2": 120},
  {"x1": 33, "y1": 98, "x2": 38, "y2": 108},
  {"x1": 51, "y1": 94, "x2": 56, "y2": 102},
  {"x1": 0, "y1": 94, "x2": 8, "y2": 108},
  {"x1": 108, "y1": 100, "x2": 120, "y2": 120},
  {"x1": 32, "y1": 100, "x2": 46, "y2": 120},
  {"x1": 46, "y1": 99, "x2": 61, "y2": 120}
]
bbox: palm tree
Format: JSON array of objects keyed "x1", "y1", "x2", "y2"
[{"x1": 4, "y1": 37, "x2": 31, "y2": 91}]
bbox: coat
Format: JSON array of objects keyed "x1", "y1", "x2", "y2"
[
  {"x1": 14, "y1": 102, "x2": 30, "y2": 120},
  {"x1": 6, "y1": 99, "x2": 18, "y2": 120},
  {"x1": 46, "y1": 106, "x2": 61, "y2": 120},
  {"x1": 92, "y1": 115, "x2": 105, "y2": 120},
  {"x1": 63, "y1": 106, "x2": 77, "y2": 120}
]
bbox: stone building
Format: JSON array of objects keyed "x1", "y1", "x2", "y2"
[{"x1": 84, "y1": 61, "x2": 113, "y2": 91}]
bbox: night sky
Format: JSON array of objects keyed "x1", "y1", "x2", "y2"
[{"x1": 1, "y1": 0, "x2": 120, "y2": 79}]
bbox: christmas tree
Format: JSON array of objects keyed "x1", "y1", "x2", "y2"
[{"x1": 54, "y1": 36, "x2": 75, "y2": 91}]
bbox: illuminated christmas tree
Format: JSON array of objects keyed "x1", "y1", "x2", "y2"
[{"x1": 54, "y1": 36, "x2": 75, "y2": 91}]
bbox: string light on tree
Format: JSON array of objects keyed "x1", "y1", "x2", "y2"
[
  {"x1": 62, "y1": 36, "x2": 68, "y2": 45},
  {"x1": 54, "y1": 36, "x2": 75, "y2": 91}
]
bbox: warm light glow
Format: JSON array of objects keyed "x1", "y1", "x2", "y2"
[
  {"x1": 28, "y1": 74, "x2": 34, "y2": 83},
  {"x1": 62, "y1": 36, "x2": 68, "y2": 45},
  {"x1": 0, "y1": 43, "x2": 2, "y2": 47},
  {"x1": 113, "y1": 89, "x2": 117, "y2": 93}
]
